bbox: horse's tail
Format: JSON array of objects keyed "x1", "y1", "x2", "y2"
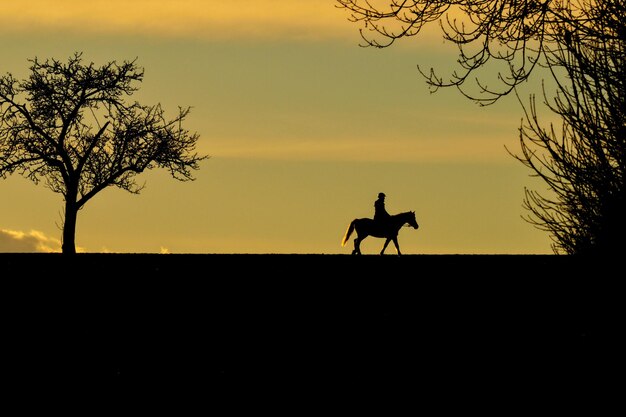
[{"x1": 341, "y1": 220, "x2": 356, "y2": 247}]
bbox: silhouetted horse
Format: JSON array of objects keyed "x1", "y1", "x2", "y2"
[{"x1": 341, "y1": 211, "x2": 419, "y2": 255}]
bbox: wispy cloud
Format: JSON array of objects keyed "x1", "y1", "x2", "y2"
[
  {"x1": 0, "y1": 0, "x2": 356, "y2": 41},
  {"x1": 0, "y1": 229, "x2": 62, "y2": 253},
  {"x1": 203, "y1": 133, "x2": 512, "y2": 163}
]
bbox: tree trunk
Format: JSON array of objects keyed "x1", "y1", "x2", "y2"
[{"x1": 62, "y1": 193, "x2": 79, "y2": 255}]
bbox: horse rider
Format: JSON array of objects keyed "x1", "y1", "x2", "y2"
[{"x1": 374, "y1": 192, "x2": 391, "y2": 226}]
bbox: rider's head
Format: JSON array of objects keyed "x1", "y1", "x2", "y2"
[{"x1": 378, "y1": 192, "x2": 386, "y2": 199}]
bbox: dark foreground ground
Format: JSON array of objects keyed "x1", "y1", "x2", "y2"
[{"x1": 1, "y1": 253, "x2": 622, "y2": 407}]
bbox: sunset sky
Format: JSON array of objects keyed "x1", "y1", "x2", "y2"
[{"x1": 0, "y1": 0, "x2": 554, "y2": 254}]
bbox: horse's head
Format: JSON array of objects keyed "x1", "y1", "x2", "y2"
[{"x1": 406, "y1": 211, "x2": 419, "y2": 230}]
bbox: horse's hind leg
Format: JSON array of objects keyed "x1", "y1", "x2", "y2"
[
  {"x1": 380, "y1": 238, "x2": 391, "y2": 255},
  {"x1": 352, "y1": 237, "x2": 362, "y2": 255}
]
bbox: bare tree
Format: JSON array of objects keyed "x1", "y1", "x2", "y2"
[
  {"x1": 0, "y1": 53, "x2": 208, "y2": 254},
  {"x1": 336, "y1": 1, "x2": 626, "y2": 255},
  {"x1": 511, "y1": 1, "x2": 626, "y2": 255}
]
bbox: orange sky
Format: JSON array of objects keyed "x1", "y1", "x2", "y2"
[{"x1": 0, "y1": 1, "x2": 553, "y2": 254}]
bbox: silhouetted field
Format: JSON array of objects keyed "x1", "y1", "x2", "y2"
[{"x1": 2, "y1": 253, "x2": 620, "y2": 402}]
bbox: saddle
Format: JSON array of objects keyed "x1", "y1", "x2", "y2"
[{"x1": 372, "y1": 217, "x2": 391, "y2": 232}]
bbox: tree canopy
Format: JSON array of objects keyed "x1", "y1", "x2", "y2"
[{"x1": 337, "y1": 0, "x2": 615, "y2": 104}]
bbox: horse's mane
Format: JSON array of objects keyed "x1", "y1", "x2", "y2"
[
  {"x1": 393, "y1": 211, "x2": 413, "y2": 217},
  {"x1": 392, "y1": 211, "x2": 417, "y2": 227}
]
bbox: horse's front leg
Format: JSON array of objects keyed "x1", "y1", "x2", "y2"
[
  {"x1": 380, "y1": 238, "x2": 391, "y2": 255},
  {"x1": 392, "y1": 237, "x2": 401, "y2": 256}
]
